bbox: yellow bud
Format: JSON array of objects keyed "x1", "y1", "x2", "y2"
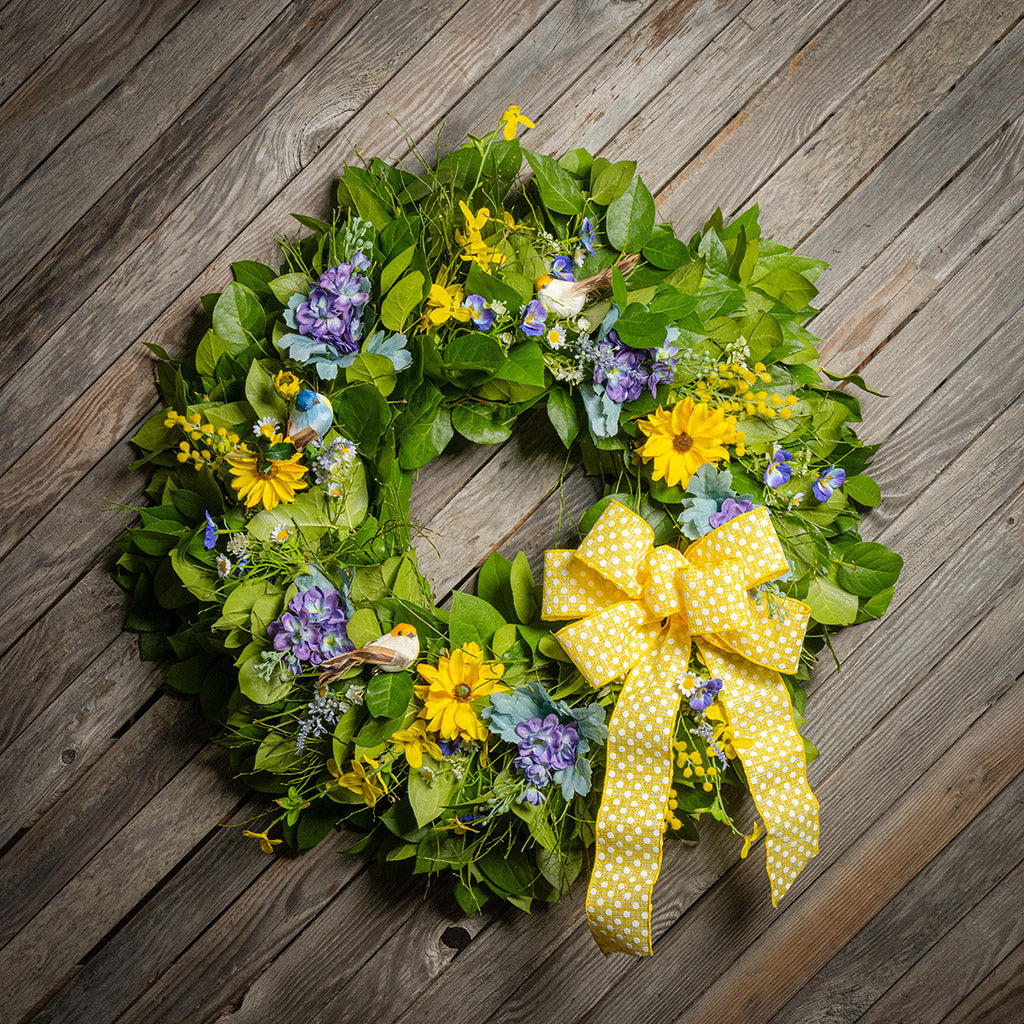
[
  {"x1": 754, "y1": 362, "x2": 766, "y2": 372},
  {"x1": 188, "y1": 413, "x2": 202, "y2": 425},
  {"x1": 702, "y1": 781, "x2": 713, "y2": 792},
  {"x1": 745, "y1": 402, "x2": 756, "y2": 415},
  {"x1": 683, "y1": 767, "x2": 693, "y2": 779},
  {"x1": 770, "y1": 394, "x2": 783, "y2": 406},
  {"x1": 176, "y1": 452, "x2": 189, "y2": 463},
  {"x1": 201, "y1": 450, "x2": 212, "y2": 459},
  {"x1": 786, "y1": 394, "x2": 798, "y2": 405},
  {"x1": 780, "y1": 409, "x2": 792, "y2": 420},
  {"x1": 178, "y1": 441, "x2": 190, "y2": 452},
  {"x1": 694, "y1": 765, "x2": 705, "y2": 777}
]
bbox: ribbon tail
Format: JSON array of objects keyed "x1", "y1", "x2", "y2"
[
  {"x1": 586, "y1": 626, "x2": 689, "y2": 956},
  {"x1": 698, "y1": 643, "x2": 819, "y2": 905}
]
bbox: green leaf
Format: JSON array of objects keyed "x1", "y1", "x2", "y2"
[
  {"x1": 366, "y1": 670, "x2": 415, "y2": 719},
  {"x1": 605, "y1": 175, "x2": 655, "y2": 252},
  {"x1": 590, "y1": 160, "x2": 636, "y2": 205},
  {"x1": 239, "y1": 654, "x2": 292, "y2": 704},
  {"x1": 245, "y1": 359, "x2": 288, "y2": 420},
  {"x1": 443, "y1": 333, "x2": 506, "y2": 374},
  {"x1": 805, "y1": 576, "x2": 859, "y2": 625},
  {"x1": 451, "y1": 404, "x2": 511, "y2": 444},
  {"x1": 858, "y1": 586, "x2": 895, "y2": 621},
  {"x1": 399, "y1": 400, "x2": 452, "y2": 470},
  {"x1": 524, "y1": 150, "x2": 584, "y2": 215},
  {"x1": 820, "y1": 366, "x2": 888, "y2": 397},
  {"x1": 493, "y1": 341, "x2": 546, "y2": 387},
  {"x1": 232, "y1": 260, "x2": 276, "y2": 297},
  {"x1": 381, "y1": 271, "x2": 426, "y2": 332},
  {"x1": 348, "y1": 352, "x2": 397, "y2": 396},
  {"x1": 380, "y1": 245, "x2": 416, "y2": 295},
  {"x1": 269, "y1": 272, "x2": 309, "y2": 305},
  {"x1": 408, "y1": 754, "x2": 459, "y2": 828},
  {"x1": 477, "y1": 551, "x2": 514, "y2": 621},
  {"x1": 510, "y1": 551, "x2": 537, "y2": 624},
  {"x1": 510, "y1": 800, "x2": 557, "y2": 852},
  {"x1": 449, "y1": 590, "x2": 507, "y2": 649},
  {"x1": 558, "y1": 148, "x2": 593, "y2": 176},
  {"x1": 835, "y1": 542, "x2": 903, "y2": 597},
  {"x1": 614, "y1": 303, "x2": 670, "y2": 348},
  {"x1": 346, "y1": 607, "x2": 381, "y2": 649},
  {"x1": 195, "y1": 330, "x2": 230, "y2": 378},
  {"x1": 254, "y1": 733, "x2": 301, "y2": 773},
  {"x1": 332, "y1": 385, "x2": 390, "y2": 457},
  {"x1": 756, "y1": 267, "x2": 818, "y2": 311},
  {"x1": 642, "y1": 227, "x2": 690, "y2": 270},
  {"x1": 341, "y1": 172, "x2": 390, "y2": 229},
  {"x1": 131, "y1": 409, "x2": 175, "y2": 452},
  {"x1": 844, "y1": 474, "x2": 881, "y2": 507},
  {"x1": 546, "y1": 389, "x2": 579, "y2": 448},
  {"x1": 213, "y1": 283, "x2": 266, "y2": 347}
]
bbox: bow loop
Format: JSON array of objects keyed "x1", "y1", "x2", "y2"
[{"x1": 577, "y1": 501, "x2": 654, "y2": 599}]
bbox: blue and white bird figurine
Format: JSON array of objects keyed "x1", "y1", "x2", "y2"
[{"x1": 287, "y1": 389, "x2": 334, "y2": 447}]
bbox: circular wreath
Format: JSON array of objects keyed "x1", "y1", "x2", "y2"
[{"x1": 118, "y1": 107, "x2": 902, "y2": 923}]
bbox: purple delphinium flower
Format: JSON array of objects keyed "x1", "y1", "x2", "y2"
[
  {"x1": 551, "y1": 254, "x2": 575, "y2": 281},
  {"x1": 689, "y1": 677, "x2": 724, "y2": 713},
  {"x1": 812, "y1": 465, "x2": 846, "y2": 502},
  {"x1": 520, "y1": 299, "x2": 547, "y2": 337},
  {"x1": 266, "y1": 585, "x2": 353, "y2": 675},
  {"x1": 593, "y1": 334, "x2": 647, "y2": 403},
  {"x1": 287, "y1": 262, "x2": 371, "y2": 356},
  {"x1": 203, "y1": 510, "x2": 218, "y2": 551},
  {"x1": 709, "y1": 496, "x2": 756, "y2": 529},
  {"x1": 462, "y1": 294, "x2": 496, "y2": 331}
]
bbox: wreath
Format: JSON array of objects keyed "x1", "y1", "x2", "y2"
[{"x1": 117, "y1": 106, "x2": 903, "y2": 955}]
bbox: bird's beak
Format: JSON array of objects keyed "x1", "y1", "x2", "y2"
[{"x1": 535, "y1": 274, "x2": 553, "y2": 291}]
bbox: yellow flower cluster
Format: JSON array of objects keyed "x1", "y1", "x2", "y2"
[
  {"x1": 674, "y1": 739, "x2": 718, "y2": 794},
  {"x1": 664, "y1": 785, "x2": 684, "y2": 832},
  {"x1": 455, "y1": 201, "x2": 511, "y2": 269},
  {"x1": 164, "y1": 410, "x2": 239, "y2": 471},
  {"x1": 695, "y1": 361, "x2": 799, "y2": 420}
]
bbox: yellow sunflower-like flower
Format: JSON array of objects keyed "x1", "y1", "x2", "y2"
[
  {"x1": 226, "y1": 449, "x2": 308, "y2": 511},
  {"x1": 273, "y1": 369, "x2": 301, "y2": 399},
  {"x1": 390, "y1": 720, "x2": 443, "y2": 770},
  {"x1": 415, "y1": 642, "x2": 508, "y2": 742},
  {"x1": 635, "y1": 397, "x2": 739, "y2": 489}
]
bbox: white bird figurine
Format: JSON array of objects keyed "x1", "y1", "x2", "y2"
[
  {"x1": 535, "y1": 253, "x2": 641, "y2": 318},
  {"x1": 318, "y1": 623, "x2": 420, "y2": 691},
  {"x1": 287, "y1": 389, "x2": 334, "y2": 448}
]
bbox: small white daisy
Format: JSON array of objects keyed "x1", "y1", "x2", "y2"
[
  {"x1": 269, "y1": 522, "x2": 292, "y2": 543},
  {"x1": 215, "y1": 554, "x2": 233, "y2": 579}
]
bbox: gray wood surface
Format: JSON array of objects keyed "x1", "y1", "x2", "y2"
[{"x1": 1, "y1": 0, "x2": 1022, "y2": 1021}]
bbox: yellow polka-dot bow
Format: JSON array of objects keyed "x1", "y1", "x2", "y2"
[{"x1": 542, "y1": 501, "x2": 818, "y2": 956}]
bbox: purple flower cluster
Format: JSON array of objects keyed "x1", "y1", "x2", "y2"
[
  {"x1": 592, "y1": 332, "x2": 679, "y2": 403},
  {"x1": 266, "y1": 585, "x2": 353, "y2": 675},
  {"x1": 289, "y1": 260, "x2": 371, "y2": 356},
  {"x1": 708, "y1": 496, "x2": 755, "y2": 529},
  {"x1": 513, "y1": 713, "x2": 579, "y2": 805}
]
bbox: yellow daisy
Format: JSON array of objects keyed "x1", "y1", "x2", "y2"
[
  {"x1": 635, "y1": 397, "x2": 739, "y2": 489},
  {"x1": 226, "y1": 449, "x2": 308, "y2": 511},
  {"x1": 500, "y1": 104, "x2": 534, "y2": 141},
  {"x1": 327, "y1": 756, "x2": 387, "y2": 808},
  {"x1": 415, "y1": 642, "x2": 507, "y2": 742},
  {"x1": 242, "y1": 829, "x2": 282, "y2": 854}
]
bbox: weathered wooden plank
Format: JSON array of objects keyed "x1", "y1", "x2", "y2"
[
  {"x1": 0, "y1": 0, "x2": 295, "y2": 296},
  {"x1": 0, "y1": 693, "x2": 212, "y2": 947},
  {"x1": 752, "y1": 0, "x2": 1022, "y2": 242},
  {"x1": 0, "y1": 0, "x2": 105, "y2": 105},
  {"x1": 0, "y1": 635, "x2": 162, "y2": 848},
  {"x1": 116, "y1": 852, "x2": 417, "y2": 1024},
  {"x1": 851, "y1": 204, "x2": 1024, "y2": 441},
  {"x1": 0, "y1": 566, "x2": 127, "y2": 750},
  {"x1": 939, "y1": 937, "x2": 1024, "y2": 1024},
  {"x1": 769, "y1": 753, "x2": 1024, "y2": 1022},
  {"x1": 849, "y1": 829, "x2": 1024, "y2": 1024},
  {"x1": 0, "y1": 0, "x2": 191, "y2": 199},
  {"x1": 811, "y1": 111, "x2": 1024, "y2": 372},
  {"x1": 0, "y1": 743, "x2": 245, "y2": 1024},
  {"x1": 789, "y1": 18, "x2": 1024, "y2": 292},
  {"x1": 659, "y1": 0, "x2": 960, "y2": 234},
  {"x1": 0, "y1": 0, "x2": 416, "y2": 389},
  {"x1": 28, "y1": 806, "x2": 333, "y2": 1024}
]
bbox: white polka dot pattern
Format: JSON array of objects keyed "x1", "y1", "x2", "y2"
[
  {"x1": 539, "y1": 500, "x2": 817, "y2": 955},
  {"x1": 699, "y1": 644, "x2": 820, "y2": 904}
]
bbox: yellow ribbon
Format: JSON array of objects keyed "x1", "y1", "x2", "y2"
[{"x1": 542, "y1": 501, "x2": 818, "y2": 955}]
